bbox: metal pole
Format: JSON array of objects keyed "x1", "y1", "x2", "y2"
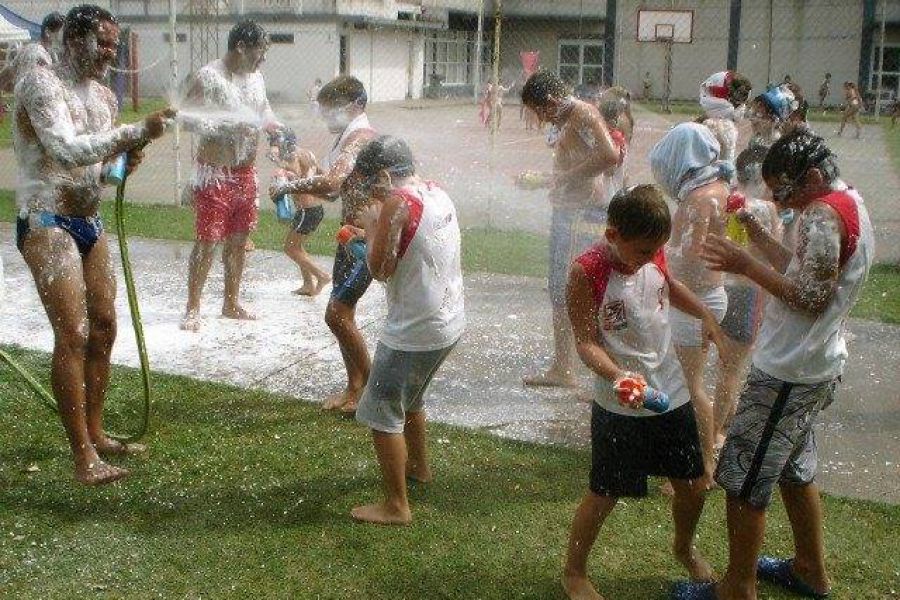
[
  {"x1": 766, "y1": 0, "x2": 773, "y2": 85},
  {"x1": 488, "y1": 0, "x2": 502, "y2": 229},
  {"x1": 169, "y1": 0, "x2": 181, "y2": 206},
  {"x1": 473, "y1": 0, "x2": 484, "y2": 102},
  {"x1": 875, "y1": 0, "x2": 886, "y2": 117}
]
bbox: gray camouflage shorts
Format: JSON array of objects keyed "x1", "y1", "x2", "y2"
[{"x1": 715, "y1": 366, "x2": 837, "y2": 509}]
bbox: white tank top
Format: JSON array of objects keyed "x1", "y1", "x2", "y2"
[
  {"x1": 576, "y1": 244, "x2": 691, "y2": 416},
  {"x1": 379, "y1": 182, "x2": 466, "y2": 352},
  {"x1": 753, "y1": 186, "x2": 875, "y2": 384}
]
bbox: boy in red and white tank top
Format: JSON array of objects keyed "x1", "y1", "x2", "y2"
[
  {"x1": 563, "y1": 185, "x2": 727, "y2": 600},
  {"x1": 680, "y1": 130, "x2": 874, "y2": 600}
]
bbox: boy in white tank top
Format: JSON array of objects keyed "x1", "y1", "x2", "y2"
[
  {"x1": 674, "y1": 131, "x2": 874, "y2": 600},
  {"x1": 348, "y1": 136, "x2": 465, "y2": 526}
]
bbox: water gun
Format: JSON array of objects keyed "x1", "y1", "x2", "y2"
[
  {"x1": 336, "y1": 224, "x2": 367, "y2": 261},
  {"x1": 271, "y1": 168, "x2": 295, "y2": 221},
  {"x1": 725, "y1": 192, "x2": 749, "y2": 246},
  {"x1": 613, "y1": 374, "x2": 670, "y2": 413}
]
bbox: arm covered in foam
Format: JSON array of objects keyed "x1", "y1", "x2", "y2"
[{"x1": 18, "y1": 69, "x2": 146, "y2": 169}]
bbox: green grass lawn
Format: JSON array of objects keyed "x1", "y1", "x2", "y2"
[{"x1": 0, "y1": 345, "x2": 897, "y2": 599}]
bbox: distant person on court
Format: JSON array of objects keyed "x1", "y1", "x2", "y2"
[
  {"x1": 562, "y1": 185, "x2": 725, "y2": 600},
  {"x1": 270, "y1": 75, "x2": 377, "y2": 413},
  {"x1": 818, "y1": 72, "x2": 831, "y2": 111},
  {"x1": 350, "y1": 136, "x2": 465, "y2": 526},
  {"x1": 674, "y1": 130, "x2": 874, "y2": 600},
  {"x1": 838, "y1": 81, "x2": 863, "y2": 139},
  {"x1": 520, "y1": 70, "x2": 623, "y2": 390}
]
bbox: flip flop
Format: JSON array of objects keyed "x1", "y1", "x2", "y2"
[
  {"x1": 670, "y1": 581, "x2": 717, "y2": 600},
  {"x1": 757, "y1": 556, "x2": 830, "y2": 599}
]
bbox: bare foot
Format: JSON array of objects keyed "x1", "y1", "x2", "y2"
[
  {"x1": 659, "y1": 480, "x2": 675, "y2": 497},
  {"x1": 312, "y1": 275, "x2": 331, "y2": 295},
  {"x1": 93, "y1": 437, "x2": 148, "y2": 457},
  {"x1": 523, "y1": 368, "x2": 579, "y2": 388},
  {"x1": 221, "y1": 305, "x2": 257, "y2": 321},
  {"x1": 339, "y1": 399, "x2": 359, "y2": 414},
  {"x1": 180, "y1": 310, "x2": 201, "y2": 332},
  {"x1": 406, "y1": 464, "x2": 433, "y2": 483},
  {"x1": 75, "y1": 460, "x2": 130, "y2": 486},
  {"x1": 322, "y1": 390, "x2": 360, "y2": 412},
  {"x1": 562, "y1": 572, "x2": 605, "y2": 600},
  {"x1": 293, "y1": 285, "x2": 316, "y2": 296},
  {"x1": 675, "y1": 546, "x2": 716, "y2": 582},
  {"x1": 350, "y1": 502, "x2": 412, "y2": 526}
]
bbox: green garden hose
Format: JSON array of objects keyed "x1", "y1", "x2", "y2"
[{"x1": 0, "y1": 166, "x2": 152, "y2": 443}]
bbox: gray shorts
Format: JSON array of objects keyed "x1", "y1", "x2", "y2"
[
  {"x1": 356, "y1": 341, "x2": 457, "y2": 434},
  {"x1": 671, "y1": 286, "x2": 727, "y2": 347},
  {"x1": 715, "y1": 366, "x2": 837, "y2": 509}
]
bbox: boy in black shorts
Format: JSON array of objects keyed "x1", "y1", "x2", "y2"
[
  {"x1": 563, "y1": 185, "x2": 727, "y2": 600},
  {"x1": 275, "y1": 138, "x2": 330, "y2": 296}
]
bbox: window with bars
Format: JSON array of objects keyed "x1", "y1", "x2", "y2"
[
  {"x1": 425, "y1": 30, "x2": 490, "y2": 86},
  {"x1": 558, "y1": 39, "x2": 604, "y2": 87},
  {"x1": 871, "y1": 45, "x2": 900, "y2": 101}
]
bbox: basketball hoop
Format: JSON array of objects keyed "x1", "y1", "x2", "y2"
[{"x1": 636, "y1": 10, "x2": 694, "y2": 113}]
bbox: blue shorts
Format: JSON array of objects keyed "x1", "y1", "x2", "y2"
[
  {"x1": 16, "y1": 211, "x2": 104, "y2": 256},
  {"x1": 548, "y1": 205, "x2": 607, "y2": 307},
  {"x1": 330, "y1": 241, "x2": 372, "y2": 306}
]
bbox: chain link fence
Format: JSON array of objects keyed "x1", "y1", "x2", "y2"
[{"x1": 0, "y1": 0, "x2": 896, "y2": 250}]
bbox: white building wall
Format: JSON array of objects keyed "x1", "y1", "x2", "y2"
[
  {"x1": 347, "y1": 26, "x2": 425, "y2": 101},
  {"x1": 122, "y1": 21, "x2": 339, "y2": 104}
]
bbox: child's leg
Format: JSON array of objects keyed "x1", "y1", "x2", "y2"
[
  {"x1": 675, "y1": 345, "x2": 716, "y2": 483},
  {"x1": 350, "y1": 429, "x2": 412, "y2": 525},
  {"x1": 668, "y1": 478, "x2": 715, "y2": 582},
  {"x1": 779, "y1": 481, "x2": 830, "y2": 594},
  {"x1": 404, "y1": 410, "x2": 432, "y2": 482},
  {"x1": 713, "y1": 339, "x2": 751, "y2": 444},
  {"x1": 283, "y1": 229, "x2": 313, "y2": 291},
  {"x1": 563, "y1": 491, "x2": 617, "y2": 600},
  {"x1": 716, "y1": 496, "x2": 767, "y2": 600}
]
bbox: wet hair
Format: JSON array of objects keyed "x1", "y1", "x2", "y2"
[
  {"x1": 317, "y1": 75, "x2": 368, "y2": 108},
  {"x1": 63, "y1": 5, "x2": 118, "y2": 44},
  {"x1": 762, "y1": 129, "x2": 839, "y2": 184},
  {"x1": 825, "y1": 72, "x2": 832, "y2": 78},
  {"x1": 227, "y1": 20, "x2": 267, "y2": 51},
  {"x1": 728, "y1": 72, "x2": 753, "y2": 106},
  {"x1": 355, "y1": 135, "x2": 416, "y2": 180},
  {"x1": 607, "y1": 184, "x2": 671, "y2": 242},
  {"x1": 735, "y1": 145, "x2": 768, "y2": 184},
  {"x1": 521, "y1": 70, "x2": 570, "y2": 107},
  {"x1": 598, "y1": 86, "x2": 634, "y2": 141},
  {"x1": 41, "y1": 12, "x2": 65, "y2": 39}
]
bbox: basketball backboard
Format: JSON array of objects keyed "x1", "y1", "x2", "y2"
[{"x1": 637, "y1": 10, "x2": 693, "y2": 43}]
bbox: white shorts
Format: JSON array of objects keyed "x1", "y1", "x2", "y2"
[{"x1": 671, "y1": 286, "x2": 728, "y2": 347}]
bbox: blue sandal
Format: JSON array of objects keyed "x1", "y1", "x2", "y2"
[
  {"x1": 757, "y1": 556, "x2": 830, "y2": 599},
  {"x1": 670, "y1": 581, "x2": 717, "y2": 600}
]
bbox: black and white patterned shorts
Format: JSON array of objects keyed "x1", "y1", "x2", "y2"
[{"x1": 715, "y1": 366, "x2": 837, "y2": 509}]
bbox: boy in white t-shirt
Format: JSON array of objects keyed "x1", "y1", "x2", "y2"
[
  {"x1": 350, "y1": 136, "x2": 465, "y2": 526},
  {"x1": 674, "y1": 131, "x2": 874, "y2": 600},
  {"x1": 562, "y1": 185, "x2": 726, "y2": 600}
]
